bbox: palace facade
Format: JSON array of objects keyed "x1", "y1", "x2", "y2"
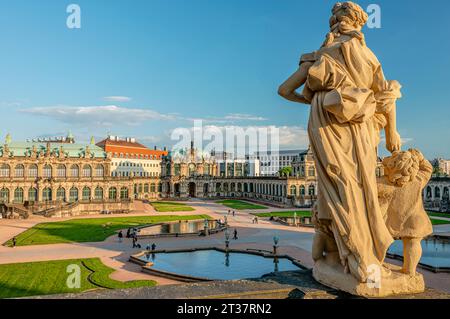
[
  {"x1": 159, "y1": 143, "x2": 318, "y2": 206},
  {"x1": 0, "y1": 135, "x2": 319, "y2": 218}
]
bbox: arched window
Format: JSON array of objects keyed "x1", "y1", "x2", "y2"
[
  {"x1": 444, "y1": 187, "x2": 449, "y2": 200},
  {"x1": 95, "y1": 165, "x2": 104, "y2": 177},
  {"x1": 57, "y1": 164, "x2": 66, "y2": 178},
  {"x1": 28, "y1": 187, "x2": 38, "y2": 201},
  {"x1": 69, "y1": 187, "x2": 78, "y2": 202},
  {"x1": 309, "y1": 184, "x2": 315, "y2": 196},
  {"x1": 435, "y1": 187, "x2": 441, "y2": 199},
  {"x1": 426, "y1": 186, "x2": 432, "y2": 199},
  {"x1": 43, "y1": 165, "x2": 52, "y2": 178},
  {"x1": 150, "y1": 183, "x2": 156, "y2": 193},
  {"x1": 70, "y1": 164, "x2": 79, "y2": 177},
  {"x1": 0, "y1": 188, "x2": 9, "y2": 203},
  {"x1": 42, "y1": 187, "x2": 52, "y2": 201},
  {"x1": 144, "y1": 183, "x2": 149, "y2": 193},
  {"x1": 56, "y1": 187, "x2": 66, "y2": 201},
  {"x1": 204, "y1": 163, "x2": 210, "y2": 176},
  {"x1": 0, "y1": 164, "x2": 10, "y2": 177},
  {"x1": 174, "y1": 164, "x2": 181, "y2": 176},
  {"x1": 158, "y1": 183, "x2": 162, "y2": 192},
  {"x1": 94, "y1": 187, "x2": 103, "y2": 200},
  {"x1": 300, "y1": 185, "x2": 306, "y2": 196},
  {"x1": 82, "y1": 187, "x2": 91, "y2": 201},
  {"x1": 120, "y1": 187, "x2": 129, "y2": 199},
  {"x1": 82, "y1": 165, "x2": 92, "y2": 177},
  {"x1": 28, "y1": 164, "x2": 38, "y2": 178},
  {"x1": 14, "y1": 165, "x2": 24, "y2": 178},
  {"x1": 189, "y1": 163, "x2": 196, "y2": 176},
  {"x1": 14, "y1": 188, "x2": 24, "y2": 203},
  {"x1": 290, "y1": 185, "x2": 297, "y2": 196},
  {"x1": 109, "y1": 187, "x2": 117, "y2": 200},
  {"x1": 308, "y1": 167, "x2": 315, "y2": 177}
]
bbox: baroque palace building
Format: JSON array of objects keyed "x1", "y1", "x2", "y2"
[
  {"x1": 0, "y1": 134, "x2": 319, "y2": 218},
  {"x1": 160, "y1": 142, "x2": 318, "y2": 206}
]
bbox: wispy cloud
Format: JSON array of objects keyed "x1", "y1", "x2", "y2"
[
  {"x1": 187, "y1": 113, "x2": 268, "y2": 124},
  {"x1": 103, "y1": 96, "x2": 132, "y2": 102},
  {"x1": 20, "y1": 105, "x2": 175, "y2": 126}
]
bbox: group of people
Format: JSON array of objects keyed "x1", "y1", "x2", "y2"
[
  {"x1": 252, "y1": 217, "x2": 259, "y2": 224},
  {"x1": 227, "y1": 210, "x2": 236, "y2": 217},
  {"x1": 117, "y1": 228, "x2": 158, "y2": 251}
]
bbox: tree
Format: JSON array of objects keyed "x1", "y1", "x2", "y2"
[{"x1": 279, "y1": 166, "x2": 293, "y2": 177}]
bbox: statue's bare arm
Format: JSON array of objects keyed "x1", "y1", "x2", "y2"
[
  {"x1": 278, "y1": 61, "x2": 313, "y2": 104},
  {"x1": 384, "y1": 107, "x2": 402, "y2": 153}
]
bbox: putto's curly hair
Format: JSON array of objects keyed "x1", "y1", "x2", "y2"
[
  {"x1": 330, "y1": 1, "x2": 368, "y2": 29},
  {"x1": 382, "y1": 149, "x2": 423, "y2": 187}
]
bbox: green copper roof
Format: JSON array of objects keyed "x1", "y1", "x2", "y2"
[{"x1": 0, "y1": 141, "x2": 107, "y2": 158}]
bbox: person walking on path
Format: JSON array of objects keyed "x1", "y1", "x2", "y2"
[
  {"x1": 132, "y1": 236, "x2": 137, "y2": 248},
  {"x1": 12, "y1": 237, "x2": 16, "y2": 248},
  {"x1": 232, "y1": 210, "x2": 235, "y2": 217},
  {"x1": 126, "y1": 228, "x2": 131, "y2": 238},
  {"x1": 233, "y1": 229, "x2": 238, "y2": 240},
  {"x1": 151, "y1": 243, "x2": 156, "y2": 251},
  {"x1": 118, "y1": 230, "x2": 123, "y2": 243}
]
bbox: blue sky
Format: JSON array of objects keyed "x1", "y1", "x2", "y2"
[{"x1": 0, "y1": 0, "x2": 449, "y2": 158}]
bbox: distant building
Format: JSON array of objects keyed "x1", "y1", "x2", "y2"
[
  {"x1": 215, "y1": 151, "x2": 260, "y2": 177},
  {"x1": 96, "y1": 135, "x2": 168, "y2": 178},
  {"x1": 431, "y1": 158, "x2": 450, "y2": 176},
  {"x1": 248, "y1": 149, "x2": 306, "y2": 176}
]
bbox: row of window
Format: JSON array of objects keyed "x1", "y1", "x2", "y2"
[
  {"x1": 290, "y1": 184, "x2": 316, "y2": 196},
  {"x1": 134, "y1": 183, "x2": 162, "y2": 193},
  {"x1": 0, "y1": 186, "x2": 129, "y2": 203},
  {"x1": 0, "y1": 164, "x2": 104, "y2": 178},
  {"x1": 425, "y1": 186, "x2": 450, "y2": 199},
  {"x1": 111, "y1": 171, "x2": 160, "y2": 177},
  {"x1": 112, "y1": 162, "x2": 159, "y2": 168},
  {"x1": 113, "y1": 153, "x2": 161, "y2": 160}
]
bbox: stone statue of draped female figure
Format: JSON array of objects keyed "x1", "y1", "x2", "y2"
[{"x1": 279, "y1": 1, "x2": 430, "y2": 297}]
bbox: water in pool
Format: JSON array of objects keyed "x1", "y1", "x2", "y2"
[
  {"x1": 139, "y1": 220, "x2": 218, "y2": 236},
  {"x1": 139, "y1": 249, "x2": 301, "y2": 280},
  {"x1": 388, "y1": 237, "x2": 450, "y2": 269}
]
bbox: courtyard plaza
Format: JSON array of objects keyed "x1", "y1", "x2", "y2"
[{"x1": 1, "y1": 199, "x2": 450, "y2": 295}]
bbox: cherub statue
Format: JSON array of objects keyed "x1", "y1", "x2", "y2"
[{"x1": 377, "y1": 149, "x2": 433, "y2": 275}]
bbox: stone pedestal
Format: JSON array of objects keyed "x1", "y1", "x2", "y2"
[{"x1": 313, "y1": 255, "x2": 425, "y2": 298}]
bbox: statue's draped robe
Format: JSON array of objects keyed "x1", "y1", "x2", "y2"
[{"x1": 302, "y1": 36, "x2": 401, "y2": 282}]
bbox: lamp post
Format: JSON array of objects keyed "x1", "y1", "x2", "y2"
[
  {"x1": 225, "y1": 229, "x2": 230, "y2": 252},
  {"x1": 294, "y1": 212, "x2": 297, "y2": 226},
  {"x1": 204, "y1": 218, "x2": 209, "y2": 236},
  {"x1": 273, "y1": 235, "x2": 279, "y2": 256}
]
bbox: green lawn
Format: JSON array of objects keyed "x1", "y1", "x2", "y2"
[
  {"x1": 253, "y1": 211, "x2": 312, "y2": 218},
  {"x1": 150, "y1": 201, "x2": 195, "y2": 212},
  {"x1": 0, "y1": 258, "x2": 156, "y2": 299},
  {"x1": 216, "y1": 200, "x2": 267, "y2": 210},
  {"x1": 4, "y1": 214, "x2": 210, "y2": 246},
  {"x1": 430, "y1": 218, "x2": 450, "y2": 225},
  {"x1": 427, "y1": 211, "x2": 450, "y2": 218}
]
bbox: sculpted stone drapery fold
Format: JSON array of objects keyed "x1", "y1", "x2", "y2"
[{"x1": 279, "y1": 1, "x2": 431, "y2": 297}]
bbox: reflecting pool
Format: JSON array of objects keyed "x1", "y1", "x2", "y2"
[
  {"x1": 139, "y1": 249, "x2": 301, "y2": 280},
  {"x1": 139, "y1": 220, "x2": 219, "y2": 236}
]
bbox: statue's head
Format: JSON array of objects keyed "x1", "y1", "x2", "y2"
[
  {"x1": 329, "y1": 2, "x2": 368, "y2": 31},
  {"x1": 382, "y1": 149, "x2": 423, "y2": 187}
]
